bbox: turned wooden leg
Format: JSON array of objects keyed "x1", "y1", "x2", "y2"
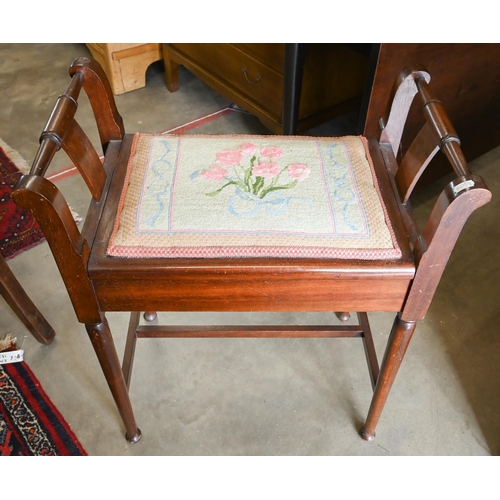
[
  {"x1": 360, "y1": 314, "x2": 417, "y2": 441},
  {"x1": 162, "y1": 43, "x2": 179, "y2": 92},
  {"x1": 0, "y1": 254, "x2": 55, "y2": 345},
  {"x1": 86, "y1": 315, "x2": 141, "y2": 443}
]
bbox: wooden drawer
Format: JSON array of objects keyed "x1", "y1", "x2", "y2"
[
  {"x1": 169, "y1": 43, "x2": 284, "y2": 120},
  {"x1": 232, "y1": 43, "x2": 285, "y2": 73}
]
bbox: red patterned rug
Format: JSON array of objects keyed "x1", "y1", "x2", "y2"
[
  {"x1": 0, "y1": 359, "x2": 87, "y2": 456},
  {"x1": 0, "y1": 146, "x2": 45, "y2": 260}
]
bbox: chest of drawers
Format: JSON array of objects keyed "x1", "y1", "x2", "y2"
[{"x1": 163, "y1": 43, "x2": 370, "y2": 134}]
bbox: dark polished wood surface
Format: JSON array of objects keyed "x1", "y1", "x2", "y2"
[
  {"x1": 362, "y1": 43, "x2": 500, "y2": 187},
  {"x1": 163, "y1": 43, "x2": 370, "y2": 134}
]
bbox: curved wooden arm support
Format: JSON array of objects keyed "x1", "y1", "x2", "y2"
[
  {"x1": 12, "y1": 175, "x2": 101, "y2": 324},
  {"x1": 69, "y1": 57, "x2": 125, "y2": 152},
  {"x1": 402, "y1": 174, "x2": 491, "y2": 321}
]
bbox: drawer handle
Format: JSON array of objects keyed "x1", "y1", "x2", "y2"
[{"x1": 241, "y1": 68, "x2": 261, "y2": 85}]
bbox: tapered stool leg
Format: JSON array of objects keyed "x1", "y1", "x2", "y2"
[
  {"x1": 0, "y1": 254, "x2": 55, "y2": 345},
  {"x1": 86, "y1": 316, "x2": 141, "y2": 443},
  {"x1": 361, "y1": 315, "x2": 417, "y2": 441}
]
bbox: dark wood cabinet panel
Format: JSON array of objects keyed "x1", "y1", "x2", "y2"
[
  {"x1": 163, "y1": 43, "x2": 370, "y2": 134},
  {"x1": 362, "y1": 43, "x2": 500, "y2": 186}
]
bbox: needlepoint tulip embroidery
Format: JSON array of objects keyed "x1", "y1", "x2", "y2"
[
  {"x1": 107, "y1": 133, "x2": 401, "y2": 259},
  {"x1": 197, "y1": 144, "x2": 312, "y2": 216}
]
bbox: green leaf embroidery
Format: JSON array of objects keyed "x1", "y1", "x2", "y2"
[
  {"x1": 252, "y1": 176, "x2": 265, "y2": 195},
  {"x1": 259, "y1": 179, "x2": 298, "y2": 198},
  {"x1": 244, "y1": 167, "x2": 253, "y2": 189},
  {"x1": 205, "y1": 180, "x2": 240, "y2": 197}
]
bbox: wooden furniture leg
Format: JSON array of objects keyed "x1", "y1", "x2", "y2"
[
  {"x1": 358, "y1": 312, "x2": 379, "y2": 390},
  {"x1": 0, "y1": 253, "x2": 55, "y2": 345},
  {"x1": 282, "y1": 43, "x2": 307, "y2": 135},
  {"x1": 122, "y1": 312, "x2": 140, "y2": 389},
  {"x1": 86, "y1": 315, "x2": 141, "y2": 443},
  {"x1": 162, "y1": 43, "x2": 180, "y2": 92},
  {"x1": 360, "y1": 315, "x2": 416, "y2": 441}
]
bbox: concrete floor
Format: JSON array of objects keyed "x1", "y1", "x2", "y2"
[{"x1": 0, "y1": 43, "x2": 499, "y2": 456}]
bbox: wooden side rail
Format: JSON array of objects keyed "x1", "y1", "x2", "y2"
[
  {"x1": 394, "y1": 74, "x2": 471, "y2": 204},
  {"x1": 10, "y1": 57, "x2": 125, "y2": 324},
  {"x1": 29, "y1": 57, "x2": 125, "y2": 203},
  {"x1": 379, "y1": 66, "x2": 493, "y2": 321},
  {"x1": 362, "y1": 94, "x2": 492, "y2": 438},
  {"x1": 17, "y1": 56, "x2": 140, "y2": 443},
  {"x1": 31, "y1": 73, "x2": 82, "y2": 177},
  {"x1": 385, "y1": 67, "x2": 476, "y2": 205},
  {"x1": 415, "y1": 76, "x2": 469, "y2": 177},
  {"x1": 30, "y1": 66, "x2": 105, "y2": 201}
]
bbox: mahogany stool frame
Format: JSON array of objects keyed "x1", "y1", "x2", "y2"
[{"x1": 13, "y1": 57, "x2": 491, "y2": 443}]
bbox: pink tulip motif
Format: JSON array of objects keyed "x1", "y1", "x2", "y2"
[
  {"x1": 252, "y1": 162, "x2": 280, "y2": 178},
  {"x1": 215, "y1": 150, "x2": 243, "y2": 166},
  {"x1": 200, "y1": 164, "x2": 228, "y2": 181},
  {"x1": 260, "y1": 146, "x2": 284, "y2": 159},
  {"x1": 238, "y1": 143, "x2": 258, "y2": 155},
  {"x1": 287, "y1": 163, "x2": 311, "y2": 181},
  {"x1": 199, "y1": 143, "x2": 310, "y2": 202}
]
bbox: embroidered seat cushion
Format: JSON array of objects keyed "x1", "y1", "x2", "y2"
[{"x1": 107, "y1": 134, "x2": 401, "y2": 259}]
